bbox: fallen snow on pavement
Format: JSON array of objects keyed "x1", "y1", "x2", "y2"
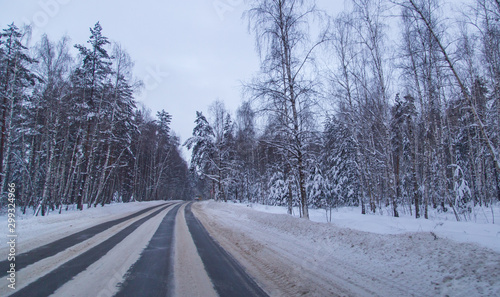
[
  {"x1": 195, "y1": 200, "x2": 500, "y2": 297},
  {"x1": 0, "y1": 207, "x2": 159, "y2": 296},
  {"x1": 173, "y1": 203, "x2": 218, "y2": 297},
  {"x1": 0, "y1": 201, "x2": 169, "y2": 258},
  {"x1": 52, "y1": 204, "x2": 176, "y2": 297}
]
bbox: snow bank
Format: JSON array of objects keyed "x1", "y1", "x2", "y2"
[
  {"x1": 195, "y1": 200, "x2": 500, "y2": 297},
  {"x1": 230, "y1": 201, "x2": 500, "y2": 253}
]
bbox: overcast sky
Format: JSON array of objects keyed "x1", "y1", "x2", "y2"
[{"x1": 1, "y1": 0, "x2": 340, "y2": 158}]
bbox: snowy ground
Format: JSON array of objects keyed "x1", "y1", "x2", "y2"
[
  {"x1": 238, "y1": 201, "x2": 500, "y2": 253},
  {"x1": 193, "y1": 200, "x2": 500, "y2": 297}
]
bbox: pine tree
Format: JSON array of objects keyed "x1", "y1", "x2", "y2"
[
  {"x1": 0, "y1": 23, "x2": 38, "y2": 201},
  {"x1": 323, "y1": 116, "x2": 360, "y2": 209},
  {"x1": 73, "y1": 22, "x2": 113, "y2": 210},
  {"x1": 185, "y1": 111, "x2": 217, "y2": 199}
]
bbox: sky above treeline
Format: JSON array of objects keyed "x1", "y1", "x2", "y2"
[{"x1": 1, "y1": 0, "x2": 341, "y2": 157}]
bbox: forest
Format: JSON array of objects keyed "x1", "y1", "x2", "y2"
[
  {"x1": 0, "y1": 22, "x2": 191, "y2": 215},
  {"x1": 185, "y1": 0, "x2": 500, "y2": 221},
  {"x1": 1, "y1": 0, "x2": 499, "y2": 220}
]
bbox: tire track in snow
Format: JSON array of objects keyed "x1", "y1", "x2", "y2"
[
  {"x1": 0, "y1": 202, "x2": 171, "y2": 278},
  {"x1": 114, "y1": 203, "x2": 182, "y2": 297},
  {"x1": 8, "y1": 203, "x2": 175, "y2": 297},
  {"x1": 185, "y1": 202, "x2": 269, "y2": 297}
]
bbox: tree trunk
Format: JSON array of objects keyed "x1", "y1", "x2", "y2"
[
  {"x1": 298, "y1": 152, "x2": 308, "y2": 219},
  {"x1": 40, "y1": 118, "x2": 58, "y2": 214},
  {"x1": 393, "y1": 153, "x2": 400, "y2": 218}
]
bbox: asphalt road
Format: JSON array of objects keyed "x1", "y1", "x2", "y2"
[
  {"x1": 10, "y1": 203, "x2": 173, "y2": 297},
  {"x1": 185, "y1": 203, "x2": 268, "y2": 297},
  {"x1": 0, "y1": 202, "x2": 171, "y2": 278},
  {"x1": 114, "y1": 203, "x2": 181, "y2": 297},
  {"x1": 5, "y1": 202, "x2": 268, "y2": 297}
]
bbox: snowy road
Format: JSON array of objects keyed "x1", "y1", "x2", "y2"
[
  {"x1": 1, "y1": 202, "x2": 268, "y2": 297},
  {"x1": 0, "y1": 203, "x2": 169, "y2": 278},
  {"x1": 3, "y1": 200, "x2": 499, "y2": 296}
]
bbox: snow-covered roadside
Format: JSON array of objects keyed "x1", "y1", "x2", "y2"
[
  {"x1": 235, "y1": 202, "x2": 500, "y2": 253},
  {"x1": 0, "y1": 201, "x2": 170, "y2": 257},
  {"x1": 194, "y1": 201, "x2": 500, "y2": 297}
]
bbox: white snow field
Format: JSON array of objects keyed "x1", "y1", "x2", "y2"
[
  {"x1": 193, "y1": 200, "x2": 500, "y2": 297},
  {"x1": 237, "y1": 201, "x2": 500, "y2": 253}
]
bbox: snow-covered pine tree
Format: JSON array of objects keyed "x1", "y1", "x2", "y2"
[
  {"x1": 323, "y1": 115, "x2": 360, "y2": 210},
  {"x1": 0, "y1": 23, "x2": 38, "y2": 203},
  {"x1": 73, "y1": 22, "x2": 113, "y2": 210},
  {"x1": 184, "y1": 111, "x2": 217, "y2": 200}
]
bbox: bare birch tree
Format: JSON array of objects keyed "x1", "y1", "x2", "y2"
[{"x1": 245, "y1": 0, "x2": 327, "y2": 219}]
